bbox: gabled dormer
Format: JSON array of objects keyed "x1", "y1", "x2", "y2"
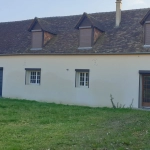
[
  {"x1": 75, "y1": 12, "x2": 105, "y2": 49},
  {"x1": 28, "y1": 17, "x2": 57, "y2": 50},
  {"x1": 140, "y1": 10, "x2": 150, "y2": 47}
]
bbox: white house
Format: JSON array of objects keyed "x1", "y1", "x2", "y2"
[{"x1": 0, "y1": 0, "x2": 150, "y2": 108}]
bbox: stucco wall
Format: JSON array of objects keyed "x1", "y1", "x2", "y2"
[{"x1": 0, "y1": 54, "x2": 148, "y2": 108}]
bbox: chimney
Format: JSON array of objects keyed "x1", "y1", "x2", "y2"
[{"x1": 116, "y1": 0, "x2": 122, "y2": 27}]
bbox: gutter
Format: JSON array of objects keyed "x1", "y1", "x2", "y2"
[{"x1": 1, "y1": 52, "x2": 150, "y2": 56}]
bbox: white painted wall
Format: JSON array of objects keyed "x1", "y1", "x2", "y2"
[{"x1": 0, "y1": 54, "x2": 149, "y2": 108}]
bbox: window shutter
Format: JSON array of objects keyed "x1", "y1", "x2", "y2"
[
  {"x1": 32, "y1": 31, "x2": 43, "y2": 49},
  {"x1": 79, "y1": 28, "x2": 92, "y2": 47},
  {"x1": 145, "y1": 24, "x2": 150, "y2": 45}
]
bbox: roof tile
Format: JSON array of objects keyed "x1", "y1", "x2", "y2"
[{"x1": 0, "y1": 8, "x2": 150, "y2": 55}]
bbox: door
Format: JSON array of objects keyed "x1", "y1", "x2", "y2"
[
  {"x1": 0, "y1": 68, "x2": 3, "y2": 97},
  {"x1": 142, "y1": 74, "x2": 150, "y2": 107}
]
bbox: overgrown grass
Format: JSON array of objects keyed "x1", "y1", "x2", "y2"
[{"x1": 0, "y1": 98, "x2": 150, "y2": 150}]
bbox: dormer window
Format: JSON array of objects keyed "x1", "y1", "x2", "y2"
[
  {"x1": 75, "y1": 12, "x2": 105, "y2": 49},
  {"x1": 31, "y1": 30, "x2": 43, "y2": 50},
  {"x1": 140, "y1": 10, "x2": 150, "y2": 47},
  {"x1": 79, "y1": 27, "x2": 93, "y2": 48},
  {"x1": 144, "y1": 23, "x2": 150, "y2": 46},
  {"x1": 28, "y1": 17, "x2": 57, "y2": 50}
]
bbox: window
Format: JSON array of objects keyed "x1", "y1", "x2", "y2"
[
  {"x1": 75, "y1": 13, "x2": 104, "y2": 49},
  {"x1": 31, "y1": 30, "x2": 43, "y2": 50},
  {"x1": 30, "y1": 71, "x2": 41, "y2": 84},
  {"x1": 25, "y1": 68, "x2": 41, "y2": 85},
  {"x1": 75, "y1": 69, "x2": 89, "y2": 88},
  {"x1": 144, "y1": 23, "x2": 150, "y2": 46},
  {"x1": 79, "y1": 72, "x2": 89, "y2": 86},
  {"x1": 79, "y1": 27, "x2": 93, "y2": 48}
]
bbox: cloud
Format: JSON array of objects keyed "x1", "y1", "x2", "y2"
[
  {"x1": 125, "y1": 0, "x2": 146, "y2": 6},
  {"x1": 133, "y1": 0, "x2": 145, "y2": 4}
]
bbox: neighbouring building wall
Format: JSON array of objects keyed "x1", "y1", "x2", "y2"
[{"x1": 0, "y1": 54, "x2": 148, "y2": 108}]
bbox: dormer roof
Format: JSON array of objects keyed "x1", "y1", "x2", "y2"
[
  {"x1": 75, "y1": 12, "x2": 105, "y2": 32},
  {"x1": 28, "y1": 17, "x2": 57, "y2": 35},
  {"x1": 140, "y1": 10, "x2": 150, "y2": 25}
]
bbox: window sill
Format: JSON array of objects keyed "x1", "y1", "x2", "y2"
[
  {"x1": 143, "y1": 45, "x2": 150, "y2": 48},
  {"x1": 30, "y1": 48, "x2": 42, "y2": 50},
  {"x1": 26, "y1": 83, "x2": 40, "y2": 86},
  {"x1": 78, "y1": 47, "x2": 92, "y2": 50},
  {"x1": 76, "y1": 86, "x2": 89, "y2": 89}
]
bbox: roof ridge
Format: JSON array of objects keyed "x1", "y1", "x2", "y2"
[
  {"x1": 40, "y1": 8, "x2": 150, "y2": 19},
  {"x1": 0, "y1": 8, "x2": 149, "y2": 24}
]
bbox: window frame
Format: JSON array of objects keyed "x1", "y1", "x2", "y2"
[
  {"x1": 25, "y1": 68, "x2": 41, "y2": 85},
  {"x1": 75, "y1": 69, "x2": 90, "y2": 88},
  {"x1": 79, "y1": 72, "x2": 89, "y2": 87},
  {"x1": 29, "y1": 71, "x2": 41, "y2": 85},
  {"x1": 139, "y1": 70, "x2": 150, "y2": 108}
]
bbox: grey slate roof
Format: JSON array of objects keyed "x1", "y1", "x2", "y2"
[{"x1": 0, "y1": 8, "x2": 150, "y2": 55}]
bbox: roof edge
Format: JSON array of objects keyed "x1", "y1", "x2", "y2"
[
  {"x1": 140, "y1": 9, "x2": 150, "y2": 25},
  {"x1": 74, "y1": 12, "x2": 88, "y2": 29},
  {"x1": 28, "y1": 17, "x2": 41, "y2": 32},
  {"x1": 1, "y1": 52, "x2": 150, "y2": 56}
]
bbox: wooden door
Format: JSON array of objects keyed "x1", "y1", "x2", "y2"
[
  {"x1": 0, "y1": 68, "x2": 3, "y2": 97},
  {"x1": 142, "y1": 75, "x2": 150, "y2": 107}
]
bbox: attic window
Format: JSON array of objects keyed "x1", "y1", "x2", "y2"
[
  {"x1": 79, "y1": 27, "x2": 93, "y2": 49},
  {"x1": 144, "y1": 23, "x2": 150, "y2": 46},
  {"x1": 31, "y1": 30, "x2": 43, "y2": 50}
]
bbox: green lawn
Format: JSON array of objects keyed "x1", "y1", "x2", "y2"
[{"x1": 0, "y1": 98, "x2": 150, "y2": 150}]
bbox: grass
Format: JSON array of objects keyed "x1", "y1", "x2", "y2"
[{"x1": 0, "y1": 98, "x2": 150, "y2": 150}]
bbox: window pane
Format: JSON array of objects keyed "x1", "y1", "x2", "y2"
[
  {"x1": 80, "y1": 73, "x2": 85, "y2": 86},
  {"x1": 30, "y1": 71, "x2": 36, "y2": 83},
  {"x1": 37, "y1": 72, "x2": 40, "y2": 76},
  {"x1": 37, "y1": 72, "x2": 41, "y2": 84},
  {"x1": 86, "y1": 73, "x2": 89, "y2": 86}
]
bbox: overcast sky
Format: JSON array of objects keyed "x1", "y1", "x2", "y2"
[{"x1": 0, "y1": 0, "x2": 149, "y2": 22}]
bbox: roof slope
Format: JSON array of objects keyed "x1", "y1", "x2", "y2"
[{"x1": 0, "y1": 8, "x2": 150, "y2": 55}]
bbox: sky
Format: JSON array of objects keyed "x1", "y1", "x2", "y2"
[{"x1": 0, "y1": 0, "x2": 149, "y2": 22}]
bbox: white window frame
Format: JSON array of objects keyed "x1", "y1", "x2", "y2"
[
  {"x1": 75, "y1": 69, "x2": 89, "y2": 88},
  {"x1": 25, "y1": 68, "x2": 41, "y2": 85},
  {"x1": 79, "y1": 72, "x2": 89, "y2": 87},
  {"x1": 29, "y1": 71, "x2": 41, "y2": 85}
]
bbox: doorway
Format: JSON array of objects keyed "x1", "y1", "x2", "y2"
[
  {"x1": 142, "y1": 74, "x2": 150, "y2": 107},
  {"x1": 0, "y1": 68, "x2": 3, "y2": 97}
]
